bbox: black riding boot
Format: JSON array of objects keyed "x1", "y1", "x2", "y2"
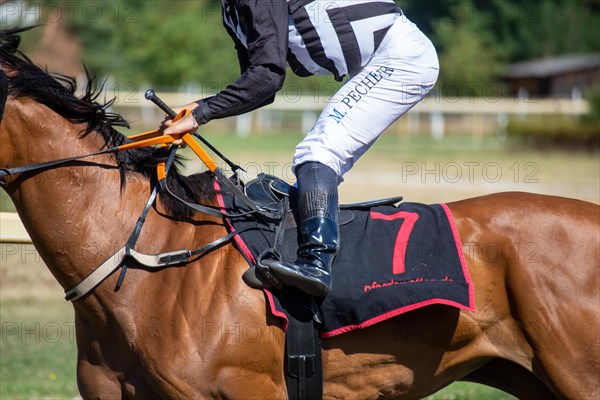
[{"x1": 265, "y1": 162, "x2": 339, "y2": 297}]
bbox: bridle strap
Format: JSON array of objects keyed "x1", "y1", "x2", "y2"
[
  {"x1": 0, "y1": 67, "x2": 117, "y2": 182},
  {"x1": 64, "y1": 148, "x2": 178, "y2": 301},
  {"x1": 0, "y1": 147, "x2": 119, "y2": 184},
  {"x1": 0, "y1": 113, "x2": 183, "y2": 184},
  {"x1": 113, "y1": 148, "x2": 177, "y2": 290}
]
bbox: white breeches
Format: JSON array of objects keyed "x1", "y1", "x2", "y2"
[{"x1": 293, "y1": 16, "x2": 439, "y2": 180}]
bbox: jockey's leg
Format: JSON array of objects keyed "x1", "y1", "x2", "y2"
[
  {"x1": 268, "y1": 17, "x2": 438, "y2": 297},
  {"x1": 265, "y1": 161, "x2": 339, "y2": 296}
]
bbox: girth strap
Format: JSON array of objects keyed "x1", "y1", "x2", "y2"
[{"x1": 282, "y1": 288, "x2": 323, "y2": 400}]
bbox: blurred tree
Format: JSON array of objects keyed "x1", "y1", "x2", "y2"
[
  {"x1": 65, "y1": 0, "x2": 341, "y2": 94},
  {"x1": 584, "y1": 85, "x2": 600, "y2": 125},
  {"x1": 12, "y1": 0, "x2": 600, "y2": 95},
  {"x1": 484, "y1": 0, "x2": 600, "y2": 60},
  {"x1": 404, "y1": 0, "x2": 600, "y2": 61},
  {"x1": 67, "y1": 0, "x2": 238, "y2": 89},
  {"x1": 432, "y1": 0, "x2": 508, "y2": 97},
  {"x1": 401, "y1": 0, "x2": 449, "y2": 36}
]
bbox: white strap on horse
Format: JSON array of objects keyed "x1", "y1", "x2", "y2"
[{"x1": 64, "y1": 247, "x2": 190, "y2": 302}]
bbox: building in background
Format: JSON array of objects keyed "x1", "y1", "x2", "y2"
[{"x1": 505, "y1": 53, "x2": 600, "y2": 99}]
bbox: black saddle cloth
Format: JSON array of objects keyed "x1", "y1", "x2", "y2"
[{"x1": 215, "y1": 176, "x2": 475, "y2": 337}]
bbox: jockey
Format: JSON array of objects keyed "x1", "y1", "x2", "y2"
[{"x1": 163, "y1": 0, "x2": 439, "y2": 297}]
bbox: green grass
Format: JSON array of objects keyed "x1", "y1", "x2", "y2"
[
  {"x1": 0, "y1": 298, "x2": 78, "y2": 399},
  {"x1": 426, "y1": 383, "x2": 515, "y2": 399},
  {"x1": 0, "y1": 190, "x2": 15, "y2": 213}
]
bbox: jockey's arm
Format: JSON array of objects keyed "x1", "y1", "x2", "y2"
[{"x1": 191, "y1": 1, "x2": 289, "y2": 126}]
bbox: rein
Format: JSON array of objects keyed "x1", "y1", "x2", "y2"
[
  {"x1": 0, "y1": 146, "x2": 120, "y2": 184},
  {"x1": 0, "y1": 108, "x2": 192, "y2": 185}
]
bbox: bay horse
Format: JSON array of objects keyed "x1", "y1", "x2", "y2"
[{"x1": 1, "y1": 27, "x2": 599, "y2": 399}]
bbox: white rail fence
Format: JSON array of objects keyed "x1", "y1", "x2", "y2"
[
  {"x1": 0, "y1": 212, "x2": 30, "y2": 244},
  {"x1": 0, "y1": 94, "x2": 590, "y2": 244},
  {"x1": 111, "y1": 92, "x2": 589, "y2": 138}
]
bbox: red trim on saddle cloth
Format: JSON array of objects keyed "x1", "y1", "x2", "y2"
[
  {"x1": 321, "y1": 298, "x2": 474, "y2": 338},
  {"x1": 320, "y1": 203, "x2": 475, "y2": 338},
  {"x1": 213, "y1": 180, "x2": 289, "y2": 330},
  {"x1": 263, "y1": 290, "x2": 289, "y2": 331},
  {"x1": 440, "y1": 202, "x2": 475, "y2": 312}
]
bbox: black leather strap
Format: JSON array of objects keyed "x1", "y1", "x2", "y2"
[
  {"x1": 282, "y1": 288, "x2": 323, "y2": 400},
  {"x1": 161, "y1": 177, "x2": 261, "y2": 220},
  {"x1": 340, "y1": 196, "x2": 404, "y2": 210},
  {"x1": 116, "y1": 147, "x2": 178, "y2": 290},
  {"x1": 0, "y1": 146, "x2": 118, "y2": 183}
]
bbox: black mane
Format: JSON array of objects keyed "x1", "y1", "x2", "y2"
[{"x1": 0, "y1": 26, "x2": 215, "y2": 218}]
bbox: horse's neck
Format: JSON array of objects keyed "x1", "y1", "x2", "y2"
[
  {"x1": 4, "y1": 98, "x2": 250, "y2": 335},
  {"x1": 4, "y1": 99, "x2": 160, "y2": 290}
]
